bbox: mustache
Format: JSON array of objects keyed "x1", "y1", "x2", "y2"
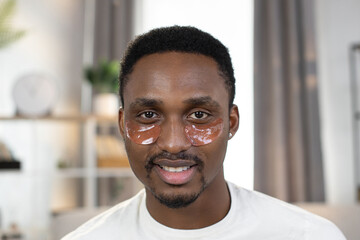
[{"x1": 145, "y1": 151, "x2": 203, "y2": 170}]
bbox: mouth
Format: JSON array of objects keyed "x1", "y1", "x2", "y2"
[
  {"x1": 153, "y1": 160, "x2": 198, "y2": 185},
  {"x1": 160, "y1": 165, "x2": 192, "y2": 172}
]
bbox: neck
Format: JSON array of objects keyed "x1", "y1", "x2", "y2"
[{"x1": 145, "y1": 171, "x2": 230, "y2": 229}]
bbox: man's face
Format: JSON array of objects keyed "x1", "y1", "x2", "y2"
[{"x1": 119, "y1": 52, "x2": 238, "y2": 208}]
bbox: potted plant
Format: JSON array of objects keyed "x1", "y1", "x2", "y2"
[
  {"x1": 84, "y1": 59, "x2": 120, "y2": 116},
  {"x1": 0, "y1": 0, "x2": 26, "y2": 49}
]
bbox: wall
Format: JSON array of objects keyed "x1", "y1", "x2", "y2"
[
  {"x1": 315, "y1": 0, "x2": 360, "y2": 204},
  {"x1": 0, "y1": 0, "x2": 84, "y2": 116},
  {"x1": 0, "y1": 0, "x2": 85, "y2": 238}
]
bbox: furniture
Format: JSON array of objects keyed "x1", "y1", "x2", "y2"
[
  {"x1": 297, "y1": 203, "x2": 360, "y2": 240},
  {"x1": 0, "y1": 115, "x2": 141, "y2": 239}
]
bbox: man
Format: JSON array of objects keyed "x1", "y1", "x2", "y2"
[{"x1": 63, "y1": 26, "x2": 346, "y2": 239}]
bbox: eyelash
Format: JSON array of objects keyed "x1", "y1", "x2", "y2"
[
  {"x1": 188, "y1": 111, "x2": 210, "y2": 120},
  {"x1": 138, "y1": 111, "x2": 158, "y2": 119},
  {"x1": 136, "y1": 110, "x2": 211, "y2": 122}
]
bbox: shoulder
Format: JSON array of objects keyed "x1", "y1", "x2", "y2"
[
  {"x1": 61, "y1": 189, "x2": 145, "y2": 240},
  {"x1": 306, "y1": 215, "x2": 346, "y2": 239},
  {"x1": 227, "y1": 182, "x2": 346, "y2": 240}
]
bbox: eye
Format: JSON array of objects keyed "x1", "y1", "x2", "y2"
[
  {"x1": 139, "y1": 111, "x2": 158, "y2": 119},
  {"x1": 189, "y1": 111, "x2": 209, "y2": 120}
]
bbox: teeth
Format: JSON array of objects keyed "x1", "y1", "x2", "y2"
[{"x1": 161, "y1": 166, "x2": 190, "y2": 172}]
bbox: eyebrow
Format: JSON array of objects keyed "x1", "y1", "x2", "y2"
[
  {"x1": 183, "y1": 96, "x2": 221, "y2": 109},
  {"x1": 129, "y1": 98, "x2": 164, "y2": 109}
]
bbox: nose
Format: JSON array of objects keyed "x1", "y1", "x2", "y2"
[{"x1": 156, "y1": 116, "x2": 192, "y2": 153}]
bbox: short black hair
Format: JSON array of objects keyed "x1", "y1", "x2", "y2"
[{"x1": 119, "y1": 26, "x2": 235, "y2": 108}]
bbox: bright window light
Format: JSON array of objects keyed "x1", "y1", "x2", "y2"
[{"x1": 134, "y1": 0, "x2": 254, "y2": 189}]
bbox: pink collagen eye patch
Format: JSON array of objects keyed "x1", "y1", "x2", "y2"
[
  {"x1": 125, "y1": 118, "x2": 223, "y2": 146},
  {"x1": 125, "y1": 121, "x2": 161, "y2": 145},
  {"x1": 184, "y1": 118, "x2": 224, "y2": 146}
]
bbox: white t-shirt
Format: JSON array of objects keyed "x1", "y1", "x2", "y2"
[{"x1": 62, "y1": 182, "x2": 346, "y2": 240}]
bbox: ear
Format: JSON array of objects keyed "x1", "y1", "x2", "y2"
[
  {"x1": 118, "y1": 107, "x2": 125, "y2": 139},
  {"x1": 228, "y1": 104, "x2": 239, "y2": 139}
]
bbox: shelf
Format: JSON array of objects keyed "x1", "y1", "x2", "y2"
[
  {"x1": 96, "y1": 168, "x2": 134, "y2": 177},
  {"x1": 55, "y1": 167, "x2": 133, "y2": 178},
  {"x1": 56, "y1": 168, "x2": 87, "y2": 178},
  {"x1": 0, "y1": 115, "x2": 118, "y2": 122},
  {"x1": 0, "y1": 170, "x2": 22, "y2": 175},
  {"x1": 51, "y1": 206, "x2": 109, "y2": 216},
  {"x1": 0, "y1": 111, "x2": 138, "y2": 234}
]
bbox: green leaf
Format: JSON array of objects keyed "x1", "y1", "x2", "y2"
[
  {"x1": 0, "y1": 0, "x2": 26, "y2": 49},
  {"x1": 83, "y1": 59, "x2": 120, "y2": 94},
  {"x1": 0, "y1": 29, "x2": 24, "y2": 48},
  {"x1": 0, "y1": 0, "x2": 16, "y2": 27}
]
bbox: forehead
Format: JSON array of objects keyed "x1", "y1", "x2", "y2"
[{"x1": 123, "y1": 52, "x2": 228, "y2": 108}]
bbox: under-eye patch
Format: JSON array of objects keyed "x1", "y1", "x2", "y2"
[
  {"x1": 125, "y1": 118, "x2": 223, "y2": 146},
  {"x1": 184, "y1": 118, "x2": 223, "y2": 146},
  {"x1": 125, "y1": 121, "x2": 161, "y2": 145}
]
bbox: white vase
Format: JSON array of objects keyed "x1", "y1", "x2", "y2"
[{"x1": 93, "y1": 93, "x2": 119, "y2": 117}]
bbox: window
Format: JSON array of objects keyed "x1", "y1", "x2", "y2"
[{"x1": 134, "y1": 0, "x2": 254, "y2": 189}]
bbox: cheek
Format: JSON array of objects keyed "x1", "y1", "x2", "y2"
[
  {"x1": 202, "y1": 133, "x2": 228, "y2": 175},
  {"x1": 123, "y1": 139, "x2": 150, "y2": 183},
  {"x1": 184, "y1": 118, "x2": 224, "y2": 146}
]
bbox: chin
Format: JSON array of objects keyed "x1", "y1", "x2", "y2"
[
  {"x1": 148, "y1": 176, "x2": 207, "y2": 209},
  {"x1": 154, "y1": 192, "x2": 201, "y2": 208}
]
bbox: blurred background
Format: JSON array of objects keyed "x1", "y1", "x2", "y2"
[{"x1": 0, "y1": 0, "x2": 359, "y2": 239}]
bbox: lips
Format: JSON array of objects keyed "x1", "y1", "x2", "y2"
[{"x1": 153, "y1": 159, "x2": 197, "y2": 185}]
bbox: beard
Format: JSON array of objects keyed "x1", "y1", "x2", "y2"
[
  {"x1": 144, "y1": 151, "x2": 206, "y2": 208},
  {"x1": 149, "y1": 176, "x2": 206, "y2": 208},
  {"x1": 155, "y1": 192, "x2": 200, "y2": 208}
]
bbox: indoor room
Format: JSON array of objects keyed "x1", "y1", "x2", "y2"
[{"x1": 0, "y1": 0, "x2": 359, "y2": 239}]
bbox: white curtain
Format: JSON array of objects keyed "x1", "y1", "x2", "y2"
[{"x1": 254, "y1": 0, "x2": 324, "y2": 202}]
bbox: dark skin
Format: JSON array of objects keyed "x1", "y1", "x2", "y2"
[{"x1": 119, "y1": 52, "x2": 239, "y2": 229}]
